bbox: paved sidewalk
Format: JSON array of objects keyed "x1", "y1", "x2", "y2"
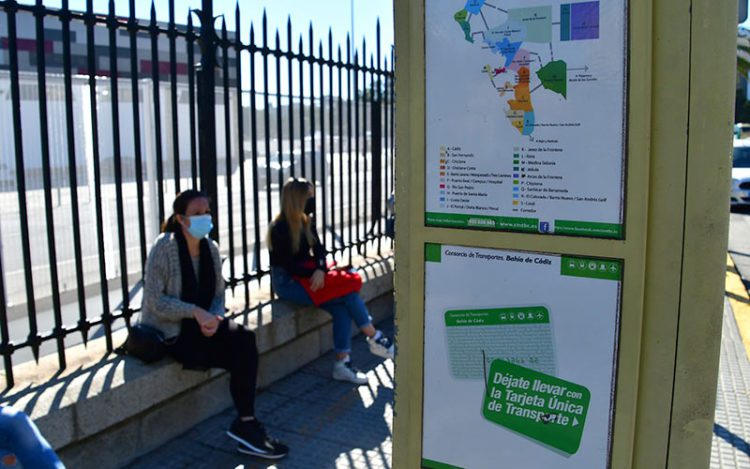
[
  {"x1": 124, "y1": 276, "x2": 750, "y2": 468},
  {"x1": 125, "y1": 319, "x2": 394, "y2": 469},
  {"x1": 711, "y1": 299, "x2": 750, "y2": 468}
]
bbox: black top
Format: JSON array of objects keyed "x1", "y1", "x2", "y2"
[{"x1": 269, "y1": 218, "x2": 327, "y2": 277}]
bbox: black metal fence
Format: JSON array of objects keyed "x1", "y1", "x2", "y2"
[{"x1": 0, "y1": 0, "x2": 394, "y2": 388}]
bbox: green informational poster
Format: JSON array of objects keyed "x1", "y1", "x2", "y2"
[
  {"x1": 425, "y1": 0, "x2": 627, "y2": 238},
  {"x1": 422, "y1": 244, "x2": 621, "y2": 469}
]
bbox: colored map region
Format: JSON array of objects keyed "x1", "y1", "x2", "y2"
[
  {"x1": 508, "y1": 6, "x2": 552, "y2": 43},
  {"x1": 453, "y1": 1, "x2": 599, "y2": 136},
  {"x1": 465, "y1": 0, "x2": 486, "y2": 15},
  {"x1": 537, "y1": 60, "x2": 567, "y2": 98},
  {"x1": 561, "y1": 2, "x2": 600, "y2": 41},
  {"x1": 454, "y1": 9, "x2": 473, "y2": 43}
]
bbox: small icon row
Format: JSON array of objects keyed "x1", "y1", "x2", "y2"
[
  {"x1": 499, "y1": 312, "x2": 545, "y2": 321},
  {"x1": 568, "y1": 259, "x2": 619, "y2": 273}
]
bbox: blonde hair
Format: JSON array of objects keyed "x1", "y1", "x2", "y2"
[{"x1": 267, "y1": 178, "x2": 315, "y2": 253}]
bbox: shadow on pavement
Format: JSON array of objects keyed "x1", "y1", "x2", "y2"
[
  {"x1": 714, "y1": 423, "x2": 750, "y2": 457},
  {"x1": 126, "y1": 318, "x2": 395, "y2": 469}
]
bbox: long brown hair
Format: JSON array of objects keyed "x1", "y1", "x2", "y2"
[
  {"x1": 267, "y1": 178, "x2": 314, "y2": 253},
  {"x1": 161, "y1": 190, "x2": 209, "y2": 233}
]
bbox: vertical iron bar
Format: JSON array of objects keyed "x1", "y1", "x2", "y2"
[
  {"x1": 346, "y1": 35, "x2": 353, "y2": 264},
  {"x1": 262, "y1": 13, "x2": 272, "y2": 225},
  {"x1": 384, "y1": 55, "x2": 390, "y2": 245},
  {"x1": 187, "y1": 13, "x2": 198, "y2": 187},
  {"x1": 108, "y1": 0, "x2": 130, "y2": 319},
  {"x1": 34, "y1": 0, "x2": 66, "y2": 367},
  {"x1": 388, "y1": 47, "x2": 396, "y2": 202},
  {"x1": 62, "y1": 0, "x2": 88, "y2": 339},
  {"x1": 0, "y1": 240, "x2": 12, "y2": 388},
  {"x1": 362, "y1": 38, "x2": 369, "y2": 244},
  {"x1": 309, "y1": 24, "x2": 317, "y2": 230},
  {"x1": 6, "y1": 0, "x2": 39, "y2": 365},
  {"x1": 198, "y1": 0, "x2": 219, "y2": 240},
  {"x1": 275, "y1": 30, "x2": 283, "y2": 189},
  {"x1": 354, "y1": 50, "x2": 361, "y2": 252},
  {"x1": 287, "y1": 18, "x2": 295, "y2": 177},
  {"x1": 87, "y1": 0, "x2": 112, "y2": 351},
  {"x1": 168, "y1": 0, "x2": 181, "y2": 192},
  {"x1": 328, "y1": 30, "x2": 335, "y2": 251},
  {"x1": 221, "y1": 20, "x2": 235, "y2": 288},
  {"x1": 250, "y1": 25, "x2": 262, "y2": 279},
  {"x1": 318, "y1": 41, "x2": 327, "y2": 246},
  {"x1": 128, "y1": 0, "x2": 147, "y2": 273},
  {"x1": 149, "y1": 2, "x2": 165, "y2": 224},
  {"x1": 236, "y1": 5, "x2": 249, "y2": 304},
  {"x1": 337, "y1": 45, "x2": 344, "y2": 258},
  {"x1": 299, "y1": 35, "x2": 305, "y2": 178},
  {"x1": 375, "y1": 21, "x2": 383, "y2": 254}
]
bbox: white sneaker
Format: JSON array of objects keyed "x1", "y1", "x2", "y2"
[
  {"x1": 332, "y1": 359, "x2": 368, "y2": 385},
  {"x1": 367, "y1": 334, "x2": 394, "y2": 360}
]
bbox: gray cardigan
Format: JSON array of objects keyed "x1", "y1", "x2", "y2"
[{"x1": 140, "y1": 232, "x2": 225, "y2": 339}]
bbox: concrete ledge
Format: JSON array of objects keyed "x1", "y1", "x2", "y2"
[{"x1": 0, "y1": 253, "x2": 393, "y2": 469}]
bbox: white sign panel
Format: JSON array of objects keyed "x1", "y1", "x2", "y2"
[
  {"x1": 425, "y1": 0, "x2": 627, "y2": 238},
  {"x1": 422, "y1": 244, "x2": 621, "y2": 469}
]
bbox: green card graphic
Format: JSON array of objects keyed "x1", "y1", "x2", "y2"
[
  {"x1": 445, "y1": 307, "x2": 556, "y2": 379},
  {"x1": 482, "y1": 359, "x2": 590, "y2": 455}
]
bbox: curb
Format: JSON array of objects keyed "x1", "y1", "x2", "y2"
[{"x1": 724, "y1": 254, "x2": 750, "y2": 359}]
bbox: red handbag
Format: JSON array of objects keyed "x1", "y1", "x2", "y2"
[{"x1": 293, "y1": 262, "x2": 362, "y2": 306}]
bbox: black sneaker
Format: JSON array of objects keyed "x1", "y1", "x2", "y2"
[{"x1": 227, "y1": 418, "x2": 289, "y2": 460}]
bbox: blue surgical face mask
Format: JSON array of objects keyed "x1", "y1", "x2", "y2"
[{"x1": 186, "y1": 214, "x2": 213, "y2": 239}]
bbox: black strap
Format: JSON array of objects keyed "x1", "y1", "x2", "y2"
[{"x1": 174, "y1": 230, "x2": 216, "y2": 310}]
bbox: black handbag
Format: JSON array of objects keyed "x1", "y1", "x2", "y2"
[{"x1": 118, "y1": 323, "x2": 167, "y2": 363}]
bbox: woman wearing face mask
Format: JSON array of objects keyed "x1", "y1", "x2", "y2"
[
  {"x1": 140, "y1": 190, "x2": 288, "y2": 460},
  {"x1": 267, "y1": 178, "x2": 394, "y2": 385}
]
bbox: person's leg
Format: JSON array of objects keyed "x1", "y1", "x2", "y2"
[
  {"x1": 188, "y1": 319, "x2": 287, "y2": 459},
  {"x1": 207, "y1": 319, "x2": 258, "y2": 418},
  {"x1": 271, "y1": 267, "x2": 315, "y2": 306},
  {"x1": 320, "y1": 296, "x2": 355, "y2": 356},
  {"x1": 319, "y1": 295, "x2": 368, "y2": 384},
  {"x1": 0, "y1": 407, "x2": 64, "y2": 469},
  {"x1": 335, "y1": 293, "x2": 395, "y2": 360}
]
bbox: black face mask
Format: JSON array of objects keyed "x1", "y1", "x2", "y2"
[{"x1": 304, "y1": 197, "x2": 315, "y2": 215}]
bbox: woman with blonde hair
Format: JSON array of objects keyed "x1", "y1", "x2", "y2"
[{"x1": 268, "y1": 178, "x2": 394, "y2": 384}]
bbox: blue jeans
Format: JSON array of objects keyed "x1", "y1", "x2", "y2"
[
  {"x1": 0, "y1": 407, "x2": 65, "y2": 469},
  {"x1": 271, "y1": 267, "x2": 372, "y2": 354}
]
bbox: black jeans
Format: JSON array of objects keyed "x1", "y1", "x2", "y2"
[{"x1": 166, "y1": 318, "x2": 258, "y2": 417}]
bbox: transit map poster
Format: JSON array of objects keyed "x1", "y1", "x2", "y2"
[
  {"x1": 422, "y1": 244, "x2": 621, "y2": 469},
  {"x1": 425, "y1": 0, "x2": 627, "y2": 238}
]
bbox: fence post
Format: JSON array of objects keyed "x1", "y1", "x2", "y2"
[{"x1": 197, "y1": 0, "x2": 219, "y2": 240}]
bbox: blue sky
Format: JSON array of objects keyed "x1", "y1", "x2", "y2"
[
  {"x1": 20, "y1": 0, "x2": 394, "y2": 60},
  {"x1": 743, "y1": 0, "x2": 750, "y2": 28}
]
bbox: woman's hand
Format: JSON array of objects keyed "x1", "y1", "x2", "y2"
[
  {"x1": 193, "y1": 307, "x2": 221, "y2": 337},
  {"x1": 310, "y1": 269, "x2": 326, "y2": 292}
]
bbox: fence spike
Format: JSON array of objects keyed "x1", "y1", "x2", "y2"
[
  {"x1": 262, "y1": 9, "x2": 267, "y2": 39},
  {"x1": 309, "y1": 23, "x2": 314, "y2": 56},
  {"x1": 235, "y1": 1, "x2": 241, "y2": 37}
]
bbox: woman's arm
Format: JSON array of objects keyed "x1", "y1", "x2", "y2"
[
  {"x1": 310, "y1": 223, "x2": 328, "y2": 271},
  {"x1": 142, "y1": 240, "x2": 198, "y2": 322},
  {"x1": 208, "y1": 241, "x2": 226, "y2": 316}
]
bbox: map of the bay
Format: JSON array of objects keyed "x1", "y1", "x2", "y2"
[{"x1": 454, "y1": 0, "x2": 600, "y2": 137}]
